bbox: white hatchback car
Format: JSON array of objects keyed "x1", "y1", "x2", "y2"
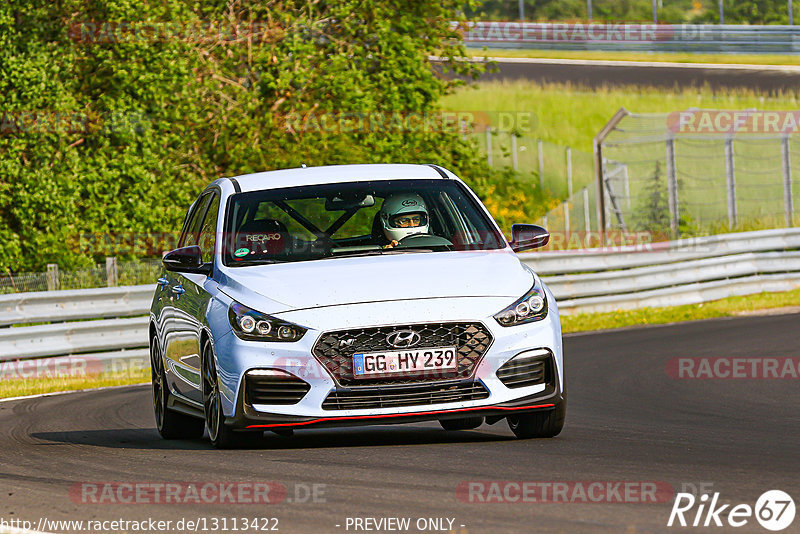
[{"x1": 149, "y1": 164, "x2": 565, "y2": 448}]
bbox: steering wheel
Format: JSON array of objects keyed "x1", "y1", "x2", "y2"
[{"x1": 396, "y1": 233, "x2": 454, "y2": 250}]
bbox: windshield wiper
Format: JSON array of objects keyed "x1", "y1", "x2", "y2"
[
  {"x1": 229, "y1": 259, "x2": 286, "y2": 266},
  {"x1": 324, "y1": 250, "x2": 386, "y2": 259},
  {"x1": 383, "y1": 247, "x2": 438, "y2": 253}
]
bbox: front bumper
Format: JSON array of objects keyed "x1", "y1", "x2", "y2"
[{"x1": 211, "y1": 290, "x2": 564, "y2": 428}]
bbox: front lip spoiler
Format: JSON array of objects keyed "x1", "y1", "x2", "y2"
[
  {"x1": 242, "y1": 403, "x2": 556, "y2": 430},
  {"x1": 225, "y1": 383, "x2": 563, "y2": 431}
]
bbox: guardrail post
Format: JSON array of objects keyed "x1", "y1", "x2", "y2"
[
  {"x1": 511, "y1": 134, "x2": 518, "y2": 170},
  {"x1": 666, "y1": 137, "x2": 680, "y2": 238},
  {"x1": 46, "y1": 264, "x2": 59, "y2": 291},
  {"x1": 725, "y1": 136, "x2": 737, "y2": 228},
  {"x1": 486, "y1": 127, "x2": 492, "y2": 167},
  {"x1": 566, "y1": 147, "x2": 573, "y2": 197},
  {"x1": 782, "y1": 135, "x2": 794, "y2": 227},
  {"x1": 106, "y1": 257, "x2": 118, "y2": 287},
  {"x1": 538, "y1": 139, "x2": 544, "y2": 189}
]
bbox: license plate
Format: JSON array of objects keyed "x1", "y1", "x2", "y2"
[{"x1": 352, "y1": 347, "x2": 458, "y2": 378}]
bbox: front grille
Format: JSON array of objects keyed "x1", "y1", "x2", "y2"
[
  {"x1": 244, "y1": 372, "x2": 311, "y2": 405},
  {"x1": 312, "y1": 322, "x2": 493, "y2": 386},
  {"x1": 496, "y1": 350, "x2": 553, "y2": 389},
  {"x1": 322, "y1": 381, "x2": 490, "y2": 410}
]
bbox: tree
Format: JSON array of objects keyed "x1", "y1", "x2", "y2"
[
  {"x1": 0, "y1": 0, "x2": 552, "y2": 272},
  {"x1": 633, "y1": 161, "x2": 671, "y2": 237}
]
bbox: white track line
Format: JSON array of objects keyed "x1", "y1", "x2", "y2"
[{"x1": 0, "y1": 382, "x2": 149, "y2": 404}]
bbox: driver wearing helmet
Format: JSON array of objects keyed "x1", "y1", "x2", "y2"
[{"x1": 380, "y1": 193, "x2": 430, "y2": 248}]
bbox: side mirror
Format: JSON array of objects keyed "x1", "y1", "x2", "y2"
[
  {"x1": 510, "y1": 224, "x2": 550, "y2": 252},
  {"x1": 163, "y1": 245, "x2": 211, "y2": 275}
]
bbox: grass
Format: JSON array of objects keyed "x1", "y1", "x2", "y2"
[
  {"x1": 441, "y1": 80, "x2": 800, "y2": 151},
  {"x1": 441, "y1": 80, "x2": 800, "y2": 235},
  {"x1": 467, "y1": 48, "x2": 800, "y2": 66},
  {"x1": 0, "y1": 368, "x2": 150, "y2": 399},
  {"x1": 561, "y1": 287, "x2": 800, "y2": 333}
]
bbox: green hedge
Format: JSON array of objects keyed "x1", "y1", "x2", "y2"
[{"x1": 0, "y1": 1, "x2": 551, "y2": 272}]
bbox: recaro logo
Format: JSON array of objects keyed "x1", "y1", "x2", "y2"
[
  {"x1": 245, "y1": 233, "x2": 282, "y2": 242},
  {"x1": 386, "y1": 330, "x2": 421, "y2": 348},
  {"x1": 668, "y1": 490, "x2": 795, "y2": 531}
]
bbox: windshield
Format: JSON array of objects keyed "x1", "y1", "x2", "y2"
[{"x1": 222, "y1": 179, "x2": 506, "y2": 266}]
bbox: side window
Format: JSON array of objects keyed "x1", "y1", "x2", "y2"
[
  {"x1": 198, "y1": 195, "x2": 220, "y2": 263},
  {"x1": 180, "y1": 196, "x2": 206, "y2": 247},
  {"x1": 183, "y1": 194, "x2": 212, "y2": 248}
]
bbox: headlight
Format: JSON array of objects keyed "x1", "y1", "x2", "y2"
[
  {"x1": 228, "y1": 302, "x2": 307, "y2": 342},
  {"x1": 493, "y1": 281, "x2": 548, "y2": 327}
]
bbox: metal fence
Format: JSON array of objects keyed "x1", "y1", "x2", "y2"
[
  {"x1": 599, "y1": 111, "x2": 800, "y2": 239},
  {"x1": 538, "y1": 184, "x2": 600, "y2": 243},
  {"x1": 468, "y1": 130, "x2": 594, "y2": 198},
  {"x1": 0, "y1": 258, "x2": 161, "y2": 295}
]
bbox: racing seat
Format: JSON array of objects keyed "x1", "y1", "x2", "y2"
[
  {"x1": 235, "y1": 218, "x2": 291, "y2": 258},
  {"x1": 371, "y1": 212, "x2": 390, "y2": 246}
]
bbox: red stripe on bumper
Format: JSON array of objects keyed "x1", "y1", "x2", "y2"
[{"x1": 245, "y1": 403, "x2": 556, "y2": 429}]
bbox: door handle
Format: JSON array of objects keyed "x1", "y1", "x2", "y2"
[
  {"x1": 171, "y1": 284, "x2": 186, "y2": 296},
  {"x1": 157, "y1": 277, "x2": 169, "y2": 287}
]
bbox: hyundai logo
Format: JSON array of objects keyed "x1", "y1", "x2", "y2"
[{"x1": 386, "y1": 330, "x2": 421, "y2": 348}]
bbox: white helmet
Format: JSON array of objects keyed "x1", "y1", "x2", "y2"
[{"x1": 380, "y1": 193, "x2": 430, "y2": 242}]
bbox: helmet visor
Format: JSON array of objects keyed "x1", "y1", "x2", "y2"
[{"x1": 389, "y1": 212, "x2": 428, "y2": 228}]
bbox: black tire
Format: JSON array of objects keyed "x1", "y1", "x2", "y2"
[
  {"x1": 201, "y1": 339, "x2": 262, "y2": 449},
  {"x1": 506, "y1": 400, "x2": 566, "y2": 439},
  {"x1": 439, "y1": 416, "x2": 484, "y2": 431},
  {"x1": 150, "y1": 335, "x2": 205, "y2": 440}
]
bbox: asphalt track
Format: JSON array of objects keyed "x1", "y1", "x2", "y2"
[
  {"x1": 467, "y1": 57, "x2": 800, "y2": 93},
  {"x1": 1, "y1": 312, "x2": 799, "y2": 534}
]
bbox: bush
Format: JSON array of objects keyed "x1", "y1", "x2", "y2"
[{"x1": 1, "y1": 0, "x2": 551, "y2": 272}]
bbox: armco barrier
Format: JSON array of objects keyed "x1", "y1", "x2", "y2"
[
  {"x1": 518, "y1": 228, "x2": 800, "y2": 275},
  {"x1": 0, "y1": 317, "x2": 150, "y2": 361},
  {"x1": 457, "y1": 22, "x2": 800, "y2": 54},
  {"x1": 0, "y1": 285, "x2": 153, "y2": 326},
  {"x1": 0, "y1": 228, "x2": 798, "y2": 369}
]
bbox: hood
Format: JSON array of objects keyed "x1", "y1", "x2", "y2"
[{"x1": 217, "y1": 250, "x2": 533, "y2": 313}]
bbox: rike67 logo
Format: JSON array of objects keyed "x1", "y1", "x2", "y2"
[{"x1": 668, "y1": 490, "x2": 795, "y2": 531}]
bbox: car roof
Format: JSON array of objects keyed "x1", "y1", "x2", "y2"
[{"x1": 227, "y1": 164, "x2": 449, "y2": 193}]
